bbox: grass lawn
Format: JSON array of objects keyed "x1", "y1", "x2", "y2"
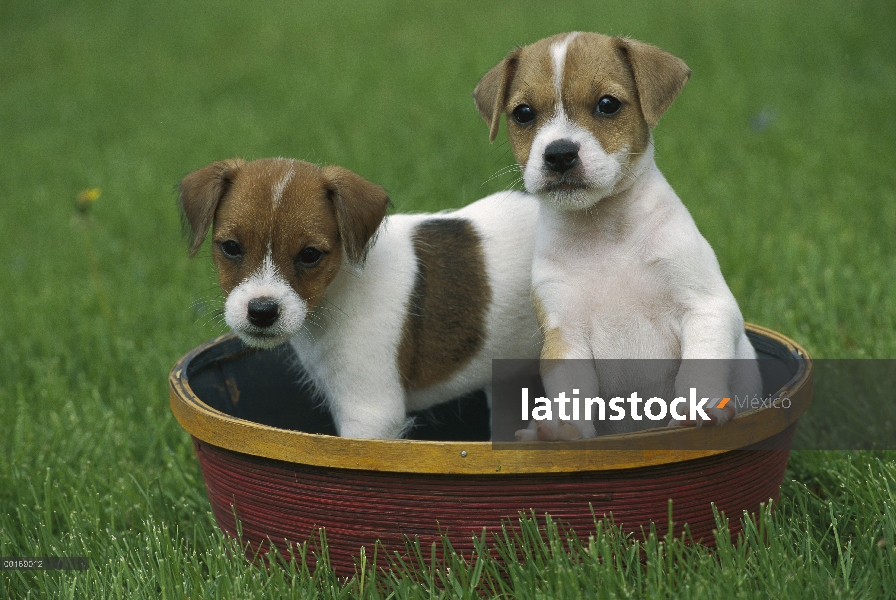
[{"x1": 1, "y1": 0, "x2": 895, "y2": 597}]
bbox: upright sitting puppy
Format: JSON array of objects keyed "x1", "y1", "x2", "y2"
[
  {"x1": 180, "y1": 158, "x2": 541, "y2": 439},
  {"x1": 473, "y1": 32, "x2": 760, "y2": 440}
]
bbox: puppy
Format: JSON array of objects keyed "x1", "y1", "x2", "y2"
[
  {"x1": 473, "y1": 32, "x2": 761, "y2": 440},
  {"x1": 180, "y1": 158, "x2": 541, "y2": 439}
]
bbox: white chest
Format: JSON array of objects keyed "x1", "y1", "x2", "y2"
[{"x1": 532, "y1": 217, "x2": 683, "y2": 359}]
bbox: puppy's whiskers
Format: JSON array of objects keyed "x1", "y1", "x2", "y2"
[
  {"x1": 504, "y1": 175, "x2": 526, "y2": 192},
  {"x1": 307, "y1": 300, "x2": 344, "y2": 328},
  {"x1": 319, "y1": 298, "x2": 347, "y2": 317},
  {"x1": 482, "y1": 164, "x2": 524, "y2": 192},
  {"x1": 197, "y1": 309, "x2": 227, "y2": 331},
  {"x1": 484, "y1": 164, "x2": 522, "y2": 181},
  {"x1": 191, "y1": 293, "x2": 228, "y2": 330},
  {"x1": 336, "y1": 266, "x2": 364, "y2": 282}
]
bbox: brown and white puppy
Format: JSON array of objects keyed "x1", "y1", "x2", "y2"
[
  {"x1": 474, "y1": 32, "x2": 761, "y2": 440},
  {"x1": 180, "y1": 158, "x2": 541, "y2": 439}
]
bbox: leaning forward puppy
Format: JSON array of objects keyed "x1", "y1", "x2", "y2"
[
  {"x1": 180, "y1": 158, "x2": 541, "y2": 439},
  {"x1": 473, "y1": 32, "x2": 761, "y2": 440}
]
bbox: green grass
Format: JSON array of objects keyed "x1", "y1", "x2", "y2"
[{"x1": 1, "y1": 0, "x2": 895, "y2": 597}]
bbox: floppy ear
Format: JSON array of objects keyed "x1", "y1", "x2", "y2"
[
  {"x1": 472, "y1": 48, "x2": 521, "y2": 143},
  {"x1": 321, "y1": 166, "x2": 390, "y2": 267},
  {"x1": 178, "y1": 158, "x2": 245, "y2": 257},
  {"x1": 615, "y1": 38, "x2": 691, "y2": 128}
]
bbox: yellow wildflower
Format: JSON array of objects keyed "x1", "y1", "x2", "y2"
[{"x1": 76, "y1": 188, "x2": 102, "y2": 213}]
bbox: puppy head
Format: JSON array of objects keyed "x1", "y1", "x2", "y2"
[
  {"x1": 179, "y1": 158, "x2": 389, "y2": 348},
  {"x1": 474, "y1": 32, "x2": 690, "y2": 210}
]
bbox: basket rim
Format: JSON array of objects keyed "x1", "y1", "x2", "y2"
[{"x1": 169, "y1": 323, "x2": 811, "y2": 474}]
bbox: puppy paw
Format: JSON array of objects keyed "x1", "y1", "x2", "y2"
[
  {"x1": 706, "y1": 404, "x2": 735, "y2": 426},
  {"x1": 557, "y1": 422, "x2": 583, "y2": 440},
  {"x1": 534, "y1": 422, "x2": 582, "y2": 441},
  {"x1": 536, "y1": 423, "x2": 559, "y2": 441},
  {"x1": 516, "y1": 422, "x2": 586, "y2": 441},
  {"x1": 515, "y1": 428, "x2": 538, "y2": 442}
]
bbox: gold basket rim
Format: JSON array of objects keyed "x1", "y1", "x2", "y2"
[{"x1": 169, "y1": 322, "x2": 811, "y2": 475}]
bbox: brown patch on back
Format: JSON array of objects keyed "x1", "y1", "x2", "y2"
[{"x1": 398, "y1": 219, "x2": 491, "y2": 390}]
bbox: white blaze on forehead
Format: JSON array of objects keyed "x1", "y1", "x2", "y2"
[
  {"x1": 260, "y1": 243, "x2": 276, "y2": 279},
  {"x1": 550, "y1": 32, "x2": 580, "y2": 103},
  {"x1": 271, "y1": 164, "x2": 295, "y2": 208},
  {"x1": 240, "y1": 243, "x2": 290, "y2": 297}
]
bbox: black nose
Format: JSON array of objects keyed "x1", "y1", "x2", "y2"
[
  {"x1": 247, "y1": 298, "x2": 280, "y2": 328},
  {"x1": 543, "y1": 140, "x2": 580, "y2": 173}
]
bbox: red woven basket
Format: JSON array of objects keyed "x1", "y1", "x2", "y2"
[{"x1": 170, "y1": 323, "x2": 811, "y2": 575}]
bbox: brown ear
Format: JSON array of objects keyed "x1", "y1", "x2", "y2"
[
  {"x1": 178, "y1": 158, "x2": 245, "y2": 256},
  {"x1": 472, "y1": 48, "x2": 521, "y2": 142},
  {"x1": 615, "y1": 38, "x2": 691, "y2": 128},
  {"x1": 321, "y1": 166, "x2": 390, "y2": 267}
]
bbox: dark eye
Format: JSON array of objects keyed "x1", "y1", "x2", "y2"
[
  {"x1": 595, "y1": 95, "x2": 622, "y2": 116},
  {"x1": 296, "y1": 247, "x2": 324, "y2": 267},
  {"x1": 220, "y1": 240, "x2": 243, "y2": 259},
  {"x1": 511, "y1": 104, "x2": 536, "y2": 125}
]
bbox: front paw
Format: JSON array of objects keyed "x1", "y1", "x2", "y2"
[{"x1": 515, "y1": 427, "x2": 539, "y2": 442}]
